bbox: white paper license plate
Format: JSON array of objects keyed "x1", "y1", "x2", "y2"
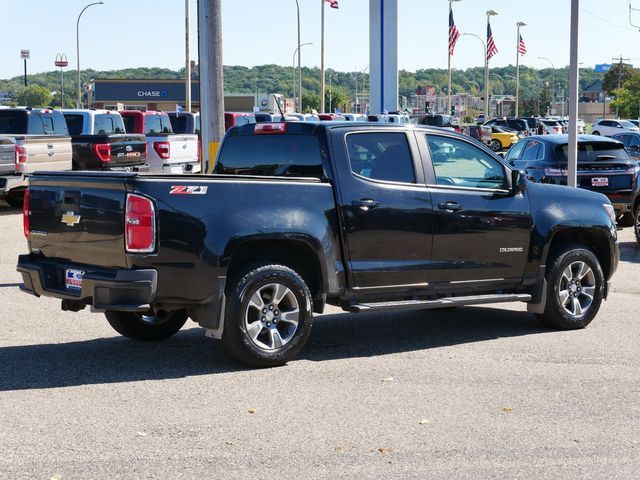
[
  {"x1": 591, "y1": 177, "x2": 608, "y2": 187},
  {"x1": 164, "y1": 165, "x2": 184, "y2": 174},
  {"x1": 65, "y1": 269, "x2": 85, "y2": 291}
]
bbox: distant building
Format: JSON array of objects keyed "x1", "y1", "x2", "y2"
[
  {"x1": 0, "y1": 91, "x2": 13, "y2": 105},
  {"x1": 581, "y1": 79, "x2": 603, "y2": 102}
]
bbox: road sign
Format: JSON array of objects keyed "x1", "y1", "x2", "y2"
[
  {"x1": 595, "y1": 64, "x2": 611, "y2": 73},
  {"x1": 55, "y1": 53, "x2": 68, "y2": 68},
  {"x1": 20, "y1": 49, "x2": 30, "y2": 59},
  {"x1": 425, "y1": 85, "x2": 436, "y2": 101}
]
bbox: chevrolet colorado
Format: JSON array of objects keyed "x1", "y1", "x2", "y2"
[{"x1": 17, "y1": 122, "x2": 619, "y2": 367}]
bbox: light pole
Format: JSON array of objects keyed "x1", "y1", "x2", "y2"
[
  {"x1": 76, "y1": 1, "x2": 104, "y2": 108},
  {"x1": 185, "y1": 0, "x2": 191, "y2": 112},
  {"x1": 515, "y1": 21, "x2": 526, "y2": 117},
  {"x1": 294, "y1": 0, "x2": 302, "y2": 112},
  {"x1": 538, "y1": 56, "x2": 556, "y2": 115},
  {"x1": 292, "y1": 42, "x2": 312, "y2": 112},
  {"x1": 491, "y1": 73, "x2": 504, "y2": 115},
  {"x1": 461, "y1": 32, "x2": 488, "y2": 119},
  {"x1": 447, "y1": 0, "x2": 463, "y2": 115}
]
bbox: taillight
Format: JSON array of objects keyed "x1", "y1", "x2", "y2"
[
  {"x1": 23, "y1": 188, "x2": 30, "y2": 239},
  {"x1": 125, "y1": 194, "x2": 156, "y2": 253},
  {"x1": 255, "y1": 123, "x2": 287, "y2": 134},
  {"x1": 15, "y1": 144, "x2": 27, "y2": 172},
  {"x1": 544, "y1": 167, "x2": 568, "y2": 176},
  {"x1": 92, "y1": 143, "x2": 111, "y2": 163},
  {"x1": 153, "y1": 141, "x2": 170, "y2": 160}
]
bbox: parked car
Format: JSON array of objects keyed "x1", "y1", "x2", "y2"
[
  {"x1": 341, "y1": 113, "x2": 368, "y2": 122},
  {"x1": 0, "y1": 108, "x2": 72, "y2": 205},
  {"x1": 319, "y1": 113, "x2": 342, "y2": 121},
  {"x1": 628, "y1": 119, "x2": 639, "y2": 128},
  {"x1": 18, "y1": 122, "x2": 618, "y2": 367},
  {"x1": 277, "y1": 113, "x2": 318, "y2": 122},
  {"x1": 488, "y1": 126, "x2": 520, "y2": 151},
  {"x1": 540, "y1": 119, "x2": 564, "y2": 134},
  {"x1": 224, "y1": 112, "x2": 255, "y2": 131},
  {"x1": 255, "y1": 113, "x2": 301, "y2": 123},
  {"x1": 386, "y1": 114, "x2": 410, "y2": 124},
  {"x1": 483, "y1": 118, "x2": 530, "y2": 136},
  {"x1": 120, "y1": 110, "x2": 200, "y2": 174},
  {"x1": 61, "y1": 109, "x2": 147, "y2": 171},
  {"x1": 505, "y1": 134, "x2": 638, "y2": 225},
  {"x1": 611, "y1": 131, "x2": 640, "y2": 161},
  {"x1": 591, "y1": 119, "x2": 640, "y2": 137}
]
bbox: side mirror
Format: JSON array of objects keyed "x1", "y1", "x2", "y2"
[{"x1": 511, "y1": 169, "x2": 527, "y2": 194}]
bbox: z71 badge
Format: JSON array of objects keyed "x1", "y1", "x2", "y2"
[{"x1": 169, "y1": 185, "x2": 208, "y2": 195}]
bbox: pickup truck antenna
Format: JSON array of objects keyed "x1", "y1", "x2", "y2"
[{"x1": 274, "y1": 94, "x2": 286, "y2": 121}]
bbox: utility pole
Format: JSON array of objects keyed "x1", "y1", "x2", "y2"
[
  {"x1": 612, "y1": 55, "x2": 630, "y2": 118},
  {"x1": 198, "y1": 0, "x2": 225, "y2": 172},
  {"x1": 185, "y1": 0, "x2": 191, "y2": 112},
  {"x1": 567, "y1": 0, "x2": 580, "y2": 188}
]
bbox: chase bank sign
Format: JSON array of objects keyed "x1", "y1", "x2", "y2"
[{"x1": 137, "y1": 90, "x2": 168, "y2": 97}]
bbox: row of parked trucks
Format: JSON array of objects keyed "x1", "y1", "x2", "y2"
[{"x1": 0, "y1": 108, "x2": 206, "y2": 204}]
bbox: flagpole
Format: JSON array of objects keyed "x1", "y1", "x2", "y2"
[
  {"x1": 515, "y1": 21, "x2": 526, "y2": 117},
  {"x1": 486, "y1": 10, "x2": 498, "y2": 119},
  {"x1": 447, "y1": 0, "x2": 462, "y2": 116},
  {"x1": 320, "y1": 0, "x2": 325, "y2": 113}
]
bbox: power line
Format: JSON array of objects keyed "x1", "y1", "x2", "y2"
[{"x1": 564, "y1": 0, "x2": 636, "y2": 31}]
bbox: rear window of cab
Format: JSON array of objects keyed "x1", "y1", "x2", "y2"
[{"x1": 214, "y1": 134, "x2": 324, "y2": 178}]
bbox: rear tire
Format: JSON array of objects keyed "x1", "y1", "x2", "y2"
[
  {"x1": 635, "y1": 206, "x2": 640, "y2": 244},
  {"x1": 592, "y1": 131, "x2": 600, "y2": 136},
  {"x1": 489, "y1": 139, "x2": 502, "y2": 152},
  {"x1": 222, "y1": 264, "x2": 313, "y2": 368},
  {"x1": 105, "y1": 309, "x2": 188, "y2": 341},
  {"x1": 536, "y1": 245, "x2": 604, "y2": 330},
  {"x1": 4, "y1": 192, "x2": 23, "y2": 208}
]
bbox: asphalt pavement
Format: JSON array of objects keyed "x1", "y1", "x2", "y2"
[{"x1": 0, "y1": 205, "x2": 638, "y2": 479}]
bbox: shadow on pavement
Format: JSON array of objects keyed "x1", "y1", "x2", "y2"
[
  {"x1": 0, "y1": 306, "x2": 545, "y2": 391},
  {"x1": 619, "y1": 241, "x2": 640, "y2": 264}
]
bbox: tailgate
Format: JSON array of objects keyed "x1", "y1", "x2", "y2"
[
  {"x1": 109, "y1": 134, "x2": 147, "y2": 167},
  {"x1": 0, "y1": 137, "x2": 16, "y2": 174},
  {"x1": 165, "y1": 134, "x2": 199, "y2": 167},
  {"x1": 27, "y1": 172, "x2": 133, "y2": 268},
  {"x1": 577, "y1": 162, "x2": 633, "y2": 191}
]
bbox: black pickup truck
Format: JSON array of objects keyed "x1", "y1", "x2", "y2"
[
  {"x1": 17, "y1": 122, "x2": 619, "y2": 367},
  {"x1": 61, "y1": 109, "x2": 147, "y2": 171}
]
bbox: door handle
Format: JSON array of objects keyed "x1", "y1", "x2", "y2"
[
  {"x1": 438, "y1": 201, "x2": 463, "y2": 212},
  {"x1": 352, "y1": 198, "x2": 379, "y2": 211}
]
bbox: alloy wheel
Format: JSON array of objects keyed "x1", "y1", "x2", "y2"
[
  {"x1": 557, "y1": 261, "x2": 596, "y2": 317},
  {"x1": 244, "y1": 283, "x2": 300, "y2": 350}
]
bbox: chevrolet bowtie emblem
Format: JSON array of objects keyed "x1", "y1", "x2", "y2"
[{"x1": 61, "y1": 211, "x2": 81, "y2": 227}]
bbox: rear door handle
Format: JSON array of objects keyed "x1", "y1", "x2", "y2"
[
  {"x1": 438, "y1": 202, "x2": 463, "y2": 212},
  {"x1": 352, "y1": 198, "x2": 379, "y2": 210}
]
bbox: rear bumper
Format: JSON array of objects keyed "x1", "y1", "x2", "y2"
[
  {"x1": 0, "y1": 174, "x2": 26, "y2": 196},
  {"x1": 17, "y1": 254, "x2": 157, "y2": 312},
  {"x1": 161, "y1": 162, "x2": 201, "y2": 174}
]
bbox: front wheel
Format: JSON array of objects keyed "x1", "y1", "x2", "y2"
[
  {"x1": 489, "y1": 139, "x2": 502, "y2": 152},
  {"x1": 536, "y1": 246, "x2": 604, "y2": 330},
  {"x1": 222, "y1": 264, "x2": 313, "y2": 368},
  {"x1": 105, "y1": 309, "x2": 188, "y2": 341},
  {"x1": 618, "y1": 212, "x2": 634, "y2": 228}
]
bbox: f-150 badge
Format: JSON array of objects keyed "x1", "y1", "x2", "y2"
[
  {"x1": 169, "y1": 186, "x2": 208, "y2": 195},
  {"x1": 61, "y1": 211, "x2": 81, "y2": 226}
]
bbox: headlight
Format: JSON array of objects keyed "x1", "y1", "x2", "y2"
[{"x1": 603, "y1": 203, "x2": 616, "y2": 225}]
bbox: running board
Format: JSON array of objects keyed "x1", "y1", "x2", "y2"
[{"x1": 345, "y1": 294, "x2": 532, "y2": 313}]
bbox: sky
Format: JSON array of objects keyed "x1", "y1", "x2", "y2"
[{"x1": 1, "y1": 0, "x2": 640, "y2": 80}]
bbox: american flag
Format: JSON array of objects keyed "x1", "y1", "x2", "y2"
[
  {"x1": 325, "y1": 0, "x2": 339, "y2": 9},
  {"x1": 487, "y1": 21, "x2": 498, "y2": 60},
  {"x1": 518, "y1": 34, "x2": 527, "y2": 55},
  {"x1": 449, "y1": 7, "x2": 460, "y2": 56}
]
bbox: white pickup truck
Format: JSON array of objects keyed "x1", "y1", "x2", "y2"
[
  {"x1": 0, "y1": 108, "x2": 72, "y2": 205},
  {"x1": 120, "y1": 110, "x2": 200, "y2": 174}
]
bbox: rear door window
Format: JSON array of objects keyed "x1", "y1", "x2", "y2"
[
  {"x1": 346, "y1": 132, "x2": 415, "y2": 184},
  {"x1": 144, "y1": 115, "x2": 164, "y2": 134},
  {"x1": 0, "y1": 111, "x2": 29, "y2": 134},
  {"x1": 215, "y1": 134, "x2": 324, "y2": 178},
  {"x1": 94, "y1": 114, "x2": 124, "y2": 134},
  {"x1": 521, "y1": 140, "x2": 544, "y2": 161},
  {"x1": 64, "y1": 114, "x2": 84, "y2": 135}
]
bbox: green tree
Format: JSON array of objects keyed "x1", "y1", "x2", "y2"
[
  {"x1": 16, "y1": 85, "x2": 52, "y2": 107},
  {"x1": 603, "y1": 63, "x2": 639, "y2": 94},
  {"x1": 325, "y1": 86, "x2": 348, "y2": 113},
  {"x1": 302, "y1": 91, "x2": 320, "y2": 113}
]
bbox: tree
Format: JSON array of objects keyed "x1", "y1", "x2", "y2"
[
  {"x1": 302, "y1": 91, "x2": 320, "y2": 113},
  {"x1": 603, "y1": 63, "x2": 639, "y2": 94},
  {"x1": 325, "y1": 86, "x2": 348, "y2": 113},
  {"x1": 16, "y1": 85, "x2": 52, "y2": 107}
]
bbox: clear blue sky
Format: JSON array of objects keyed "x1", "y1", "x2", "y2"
[{"x1": 1, "y1": 0, "x2": 639, "y2": 79}]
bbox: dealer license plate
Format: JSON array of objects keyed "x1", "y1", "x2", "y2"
[
  {"x1": 591, "y1": 177, "x2": 608, "y2": 187},
  {"x1": 65, "y1": 269, "x2": 85, "y2": 291}
]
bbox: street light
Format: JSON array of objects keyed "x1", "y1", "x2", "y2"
[
  {"x1": 538, "y1": 56, "x2": 556, "y2": 115},
  {"x1": 292, "y1": 43, "x2": 312, "y2": 112},
  {"x1": 76, "y1": 1, "x2": 104, "y2": 108},
  {"x1": 461, "y1": 32, "x2": 487, "y2": 119},
  {"x1": 515, "y1": 21, "x2": 527, "y2": 116},
  {"x1": 293, "y1": 0, "x2": 303, "y2": 113},
  {"x1": 447, "y1": 0, "x2": 463, "y2": 115}
]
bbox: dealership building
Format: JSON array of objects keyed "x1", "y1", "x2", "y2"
[{"x1": 86, "y1": 79, "x2": 291, "y2": 113}]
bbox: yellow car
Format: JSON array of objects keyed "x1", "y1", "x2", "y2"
[{"x1": 488, "y1": 126, "x2": 520, "y2": 152}]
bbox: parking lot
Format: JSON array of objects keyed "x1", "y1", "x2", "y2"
[{"x1": 0, "y1": 204, "x2": 639, "y2": 479}]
